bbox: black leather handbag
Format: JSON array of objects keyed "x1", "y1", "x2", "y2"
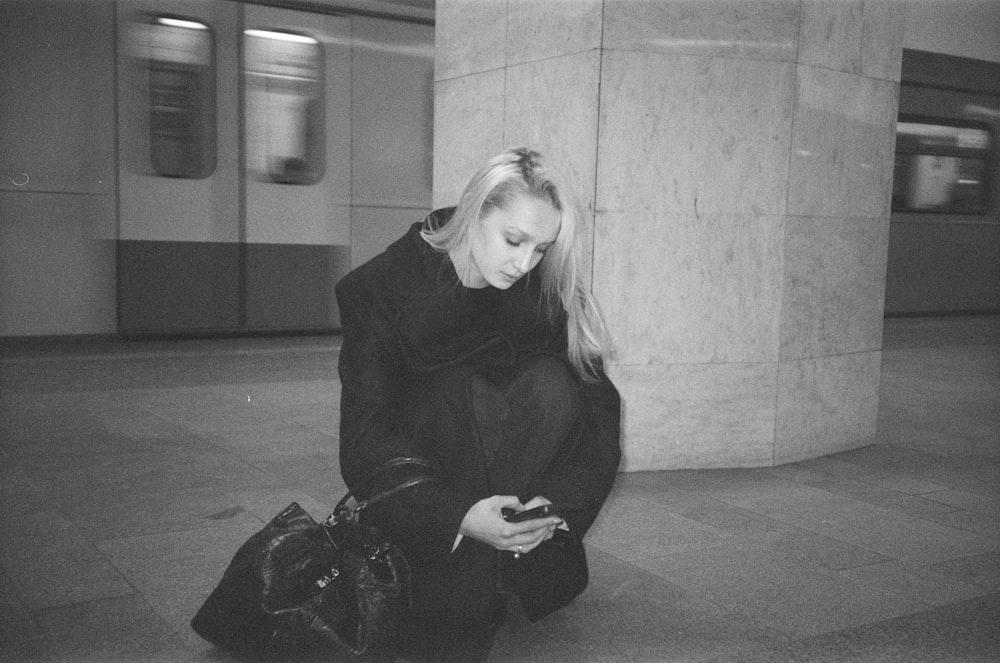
[{"x1": 191, "y1": 457, "x2": 437, "y2": 661}]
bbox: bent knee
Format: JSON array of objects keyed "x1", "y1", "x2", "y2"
[{"x1": 511, "y1": 354, "x2": 580, "y2": 415}]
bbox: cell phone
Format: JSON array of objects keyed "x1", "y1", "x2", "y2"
[{"x1": 501, "y1": 504, "x2": 563, "y2": 523}]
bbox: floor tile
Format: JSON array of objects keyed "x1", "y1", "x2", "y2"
[
  {"x1": 635, "y1": 542, "x2": 927, "y2": 639},
  {"x1": 702, "y1": 592, "x2": 1000, "y2": 663},
  {"x1": 586, "y1": 495, "x2": 732, "y2": 562},
  {"x1": 0, "y1": 531, "x2": 135, "y2": 610},
  {"x1": 665, "y1": 499, "x2": 796, "y2": 537},
  {"x1": 840, "y1": 560, "x2": 987, "y2": 605},
  {"x1": 803, "y1": 476, "x2": 961, "y2": 521},
  {"x1": 98, "y1": 521, "x2": 268, "y2": 634},
  {"x1": 713, "y1": 481, "x2": 998, "y2": 565},
  {"x1": 0, "y1": 469, "x2": 77, "y2": 536},
  {"x1": 792, "y1": 455, "x2": 950, "y2": 495},
  {"x1": 220, "y1": 486, "x2": 337, "y2": 522},
  {"x1": 56, "y1": 485, "x2": 242, "y2": 542},
  {"x1": 922, "y1": 507, "x2": 1000, "y2": 539},
  {"x1": 27, "y1": 594, "x2": 188, "y2": 662},
  {"x1": 925, "y1": 552, "x2": 1000, "y2": 593},
  {"x1": 920, "y1": 486, "x2": 1000, "y2": 515},
  {"x1": 27, "y1": 446, "x2": 282, "y2": 498},
  {"x1": 746, "y1": 528, "x2": 890, "y2": 571},
  {"x1": 0, "y1": 564, "x2": 33, "y2": 644},
  {"x1": 490, "y1": 548, "x2": 784, "y2": 663},
  {"x1": 205, "y1": 422, "x2": 336, "y2": 457},
  {"x1": 239, "y1": 451, "x2": 345, "y2": 499}
]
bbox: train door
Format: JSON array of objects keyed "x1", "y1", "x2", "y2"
[
  {"x1": 241, "y1": 5, "x2": 351, "y2": 330},
  {"x1": 116, "y1": 0, "x2": 352, "y2": 334},
  {"x1": 118, "y1": 1, "x2": 242, "y2": 332}
]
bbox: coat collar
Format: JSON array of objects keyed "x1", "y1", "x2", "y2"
[
  {"x1": 382, "y1": 208, "x2": 561, "y2": 372},
  {"x1": 380, "y1": 208, "x2": 459, "y2": 297}
]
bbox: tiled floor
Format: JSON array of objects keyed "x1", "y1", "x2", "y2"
[{"x1": 1, "y1": 317, "x2": 997, "y2": 662}]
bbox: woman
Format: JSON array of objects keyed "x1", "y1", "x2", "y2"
[{"x1": 336, "y1": 147, "x2": 621, "y2": 662}]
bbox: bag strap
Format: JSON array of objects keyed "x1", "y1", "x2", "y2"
[
  {"x1": 353, "y1": 474, "x2": 437, "y2": 512},
  {"x1": 330, "y1": 457, "x2": 438, "y2": 521}
]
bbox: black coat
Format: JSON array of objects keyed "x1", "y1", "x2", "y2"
[{"x1": 335, "y1": 208, "x2": 621, "y2": 651}]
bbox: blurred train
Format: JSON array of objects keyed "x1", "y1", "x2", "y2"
[
  {"x1": 1, "y1": 1, "x2": 997, "y2": 340},
  {"x1": 888, "y1": 50, "x2": 1000, "y2": 316},
  {"x1": 1, "y1": 0, "x2": 434, "y2": 337}
]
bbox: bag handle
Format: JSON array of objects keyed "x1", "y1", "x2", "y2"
[{"x1": 329, "y1": 457, "x2": 438, "y2": 522}]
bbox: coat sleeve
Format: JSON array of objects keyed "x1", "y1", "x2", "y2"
[
  {"x1": 527, "y1": 368, "x2": 621, "y2": 538},
  {"x1": 336, "y1": 274, "x2": 479, "y2": 560}
]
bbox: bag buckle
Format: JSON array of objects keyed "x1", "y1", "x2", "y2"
[{"x1": 315, "y1": 567, "x2": 340, "y2": 588}]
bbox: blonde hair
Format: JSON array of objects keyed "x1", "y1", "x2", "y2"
[{"x1": 422, "y1": 147, "x2": 611, "y2": 379}]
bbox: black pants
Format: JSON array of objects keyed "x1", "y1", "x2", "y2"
[{"x1": 397, "y1": 354, "x2": 582, "y2": 662}]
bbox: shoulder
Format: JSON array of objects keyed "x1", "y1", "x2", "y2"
[
  {"x1": 336, "y1": 222, "x2": 423, "y2": 296},
  {"x1": 336, "y1": 208, "x2": 457, "y2": 308}
]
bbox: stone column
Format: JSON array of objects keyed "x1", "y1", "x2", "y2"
[{"x1": 433, "y1": 0, "x2": 904, "y2": 470}]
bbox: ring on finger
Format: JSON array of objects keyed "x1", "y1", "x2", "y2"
[{"x1": 514, "y1": 544, "x2": 522, "y2": 560}]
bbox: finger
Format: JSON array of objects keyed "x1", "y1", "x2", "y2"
[
  {"x1": 519, "y1": 522, "x2": 562, "y2": 553},
  {"x1": 495, "y1": 495, "x2": 523, "y2": 510},
  {"x1": 500, "y1": 523, "x2": 558, "y2": 550},
  {"x1": 517, "y1": 536, "x2": 546, "y2": 555},
  {"x1": 501, "y1": 529, "x2": 545, "y2": 548},
  {"x1": 511, "y1": 527, "x2": 552, "y2": 550}
]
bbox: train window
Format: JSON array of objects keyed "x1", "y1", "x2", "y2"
[
  {"x1": 244, "y1": 29, "x2": 325, "y2": 185},
  {"x1": 146, "y1": 16, "x2": 217, "y2": 179},
  {"x1": 892, "y1": 118, "x2": 993, "y2": 214}
]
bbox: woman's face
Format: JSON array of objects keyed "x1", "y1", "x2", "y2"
[{"x1": 463, "y1": 195, "x2": 561, "y2": 290}]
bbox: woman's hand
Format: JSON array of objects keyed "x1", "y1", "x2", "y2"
[
  {"x1": 520, "y1": 495, "x2": 569, "y2": 535},
  {"x1": 458, "y1": 495, "x2": 563, "y2": 555}
]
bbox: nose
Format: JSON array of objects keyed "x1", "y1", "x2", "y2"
[{"x1": 515, "y1": 247, "x2": 534, "y2": 274}]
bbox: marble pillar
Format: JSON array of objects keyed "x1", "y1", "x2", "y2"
[{"x1": 433, "y1": 0, "x2": 904, "y2": 470}]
